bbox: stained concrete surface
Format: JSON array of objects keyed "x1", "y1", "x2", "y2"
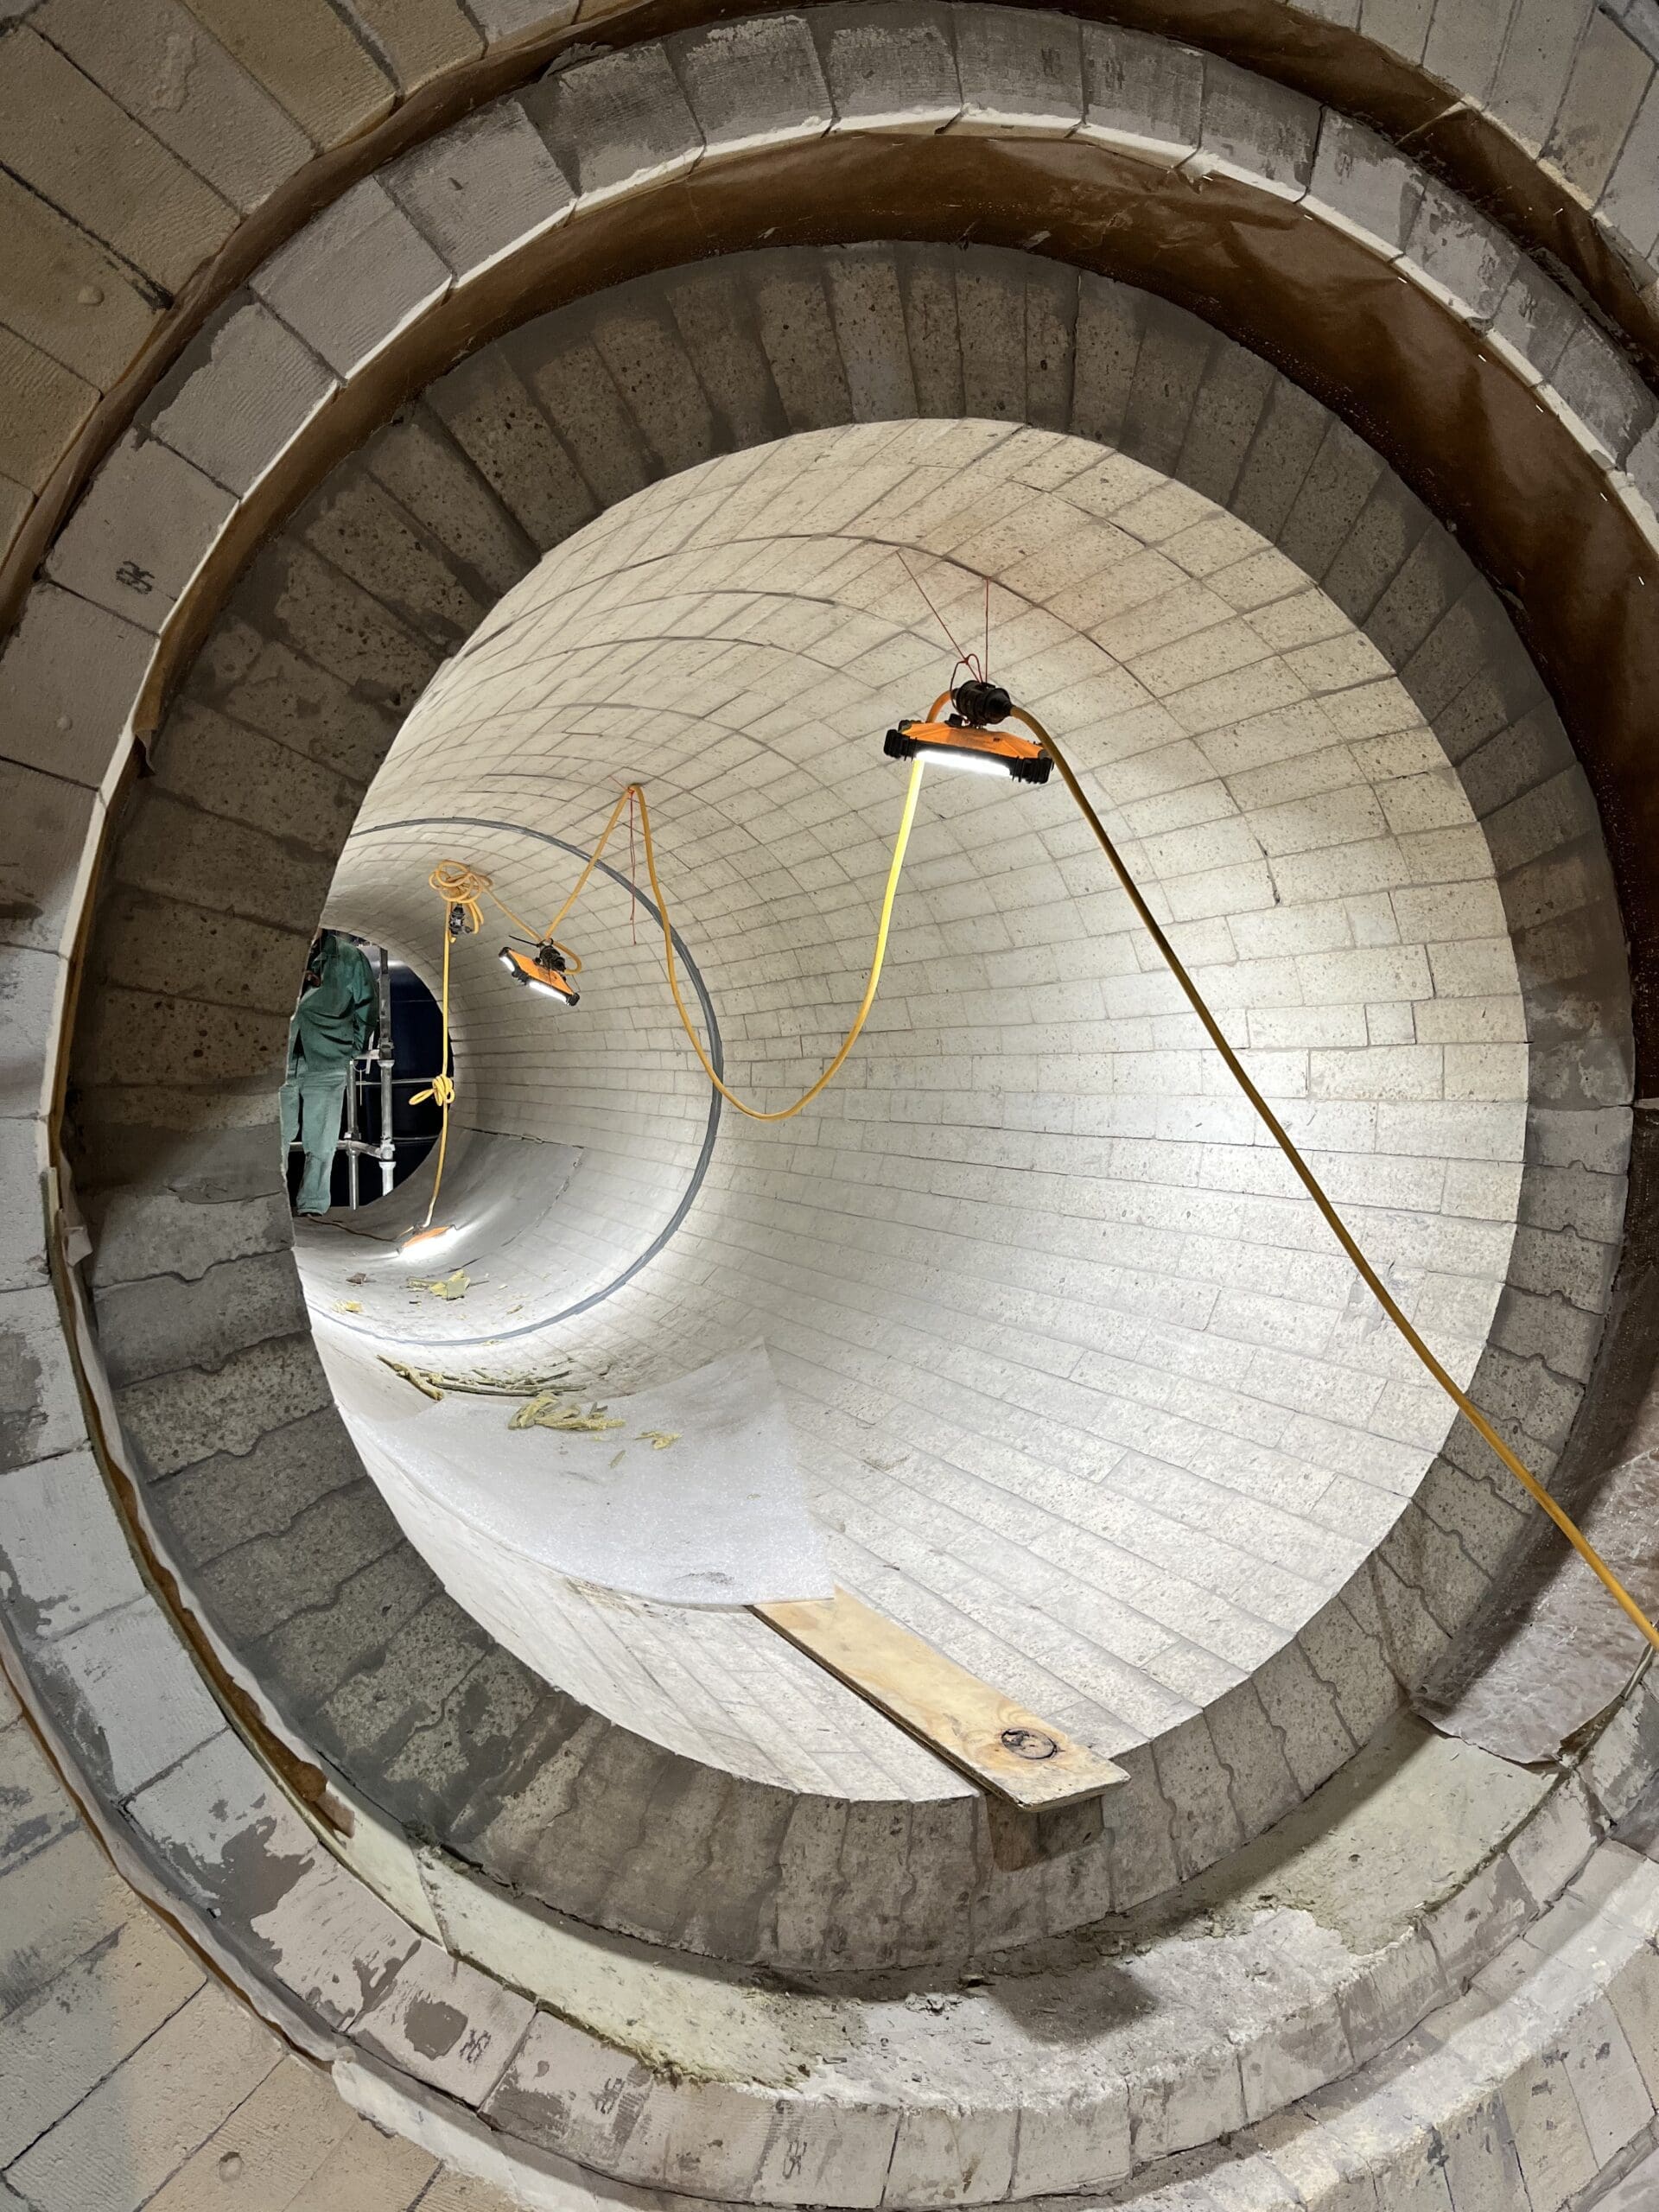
[{"x1": 0, "y1": 1669, "x2": 512, "y2": 2212}]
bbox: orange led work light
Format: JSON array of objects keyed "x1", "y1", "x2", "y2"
[
  {"x1": 884, "y1": 680, "x2": 1052, "y2": 785},
  {"x1": 500, "y1": 940, "x2": 581, "y2": 1007}
]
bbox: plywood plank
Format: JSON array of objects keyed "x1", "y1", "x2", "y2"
[{"x1": 754, "y1": 1587, "x2": 1128, "y2": 1809}]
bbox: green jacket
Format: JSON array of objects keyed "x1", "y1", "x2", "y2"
[{"x1": 289, "y1": 931, "x2": 377, "y2": 1073}]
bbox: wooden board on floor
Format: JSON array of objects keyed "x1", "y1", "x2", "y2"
[{"x1": 753, "y1": 1587, "x2": 1128, "y2": 1810}]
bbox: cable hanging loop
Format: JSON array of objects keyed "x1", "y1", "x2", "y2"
[
  {"x1": 402, "y1": 726, "x2": 914, "y2": 1216},
  {"x1": 532, "y1": 784, "x2": 645, "y2": 961},
  {"x1": 528, "y1": 779, "x2": 925, "y2": 1123},
  {"x1": 635, "y1": 759, "x2": 926, "y2": 1124},
  {"x1": 1008, "y1": 703, "x2": 1659, "y2": 1660},
  {"x1": 480, "y1": 787, "x2": 650, "y2": 975}
]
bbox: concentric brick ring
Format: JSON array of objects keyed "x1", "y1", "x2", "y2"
[{"x1": 3, "y1": 10, "x2": 1659, "y2": 2206}]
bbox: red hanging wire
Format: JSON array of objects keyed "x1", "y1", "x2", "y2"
[{"x1": 896, "y1": 549, "x2": 983, "y2": 686}]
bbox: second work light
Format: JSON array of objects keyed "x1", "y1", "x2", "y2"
[{"x1": 501, "y1": 939, "x2": 581, "y2": 1008}]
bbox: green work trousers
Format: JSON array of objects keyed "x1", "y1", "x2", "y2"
[{"x1": 280, "y1": 1060, "x2": 349, "y2": 1216}]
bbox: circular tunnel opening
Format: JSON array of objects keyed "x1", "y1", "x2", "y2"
[
  {"x1": 60, "y1": 228, "x2": 1637, "y2": 1971},
  {"x1": 20, "y1": 24, "x2": 1659, "y2": 2190},
  {"x1": 289, "y1": 416, "x2": 1543, "y2": 1783},
  {"x1": 282, "y1": 934, "x2": 448, "y2": 1216}
]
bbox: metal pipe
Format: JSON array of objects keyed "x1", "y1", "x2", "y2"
[
  {"x1": 377, "y1": 945, "x2": 396, "y2": 1198},
  {"x1": 344, "y1": 1042, "x2": 361, "y2": 1210}
]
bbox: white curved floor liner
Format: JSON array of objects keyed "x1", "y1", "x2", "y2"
[
  {"x1": 315, "y1": 1326, "x2": 834, "y2": 1638},
  {"x1": 294, "y1": 1131, "x2": 593, "y2": 1343}
]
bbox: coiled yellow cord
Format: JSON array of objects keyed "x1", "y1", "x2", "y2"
[
  {"x1": 426, "y1": 860, "x2": 488, "y2": 937},
  {"x1": 427, "y1": 858, "x2": 582, "y2": 971},
  {"x1": 1014, "y1": 704, "x2": 1659, "y2": 1658}
]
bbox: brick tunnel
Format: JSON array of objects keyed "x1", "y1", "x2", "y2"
[{"x1": 5, "y1": 4, "x2": 1659, "y2": 2209}]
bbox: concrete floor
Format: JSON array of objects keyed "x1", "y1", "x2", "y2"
[{"x1": 0, "y1": 1670, "x2": 513, "y2": 2212}]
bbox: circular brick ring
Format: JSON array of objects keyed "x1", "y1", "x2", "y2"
[{"x1": 2, "y1": 13, "x2": 1658, "y2": 2207}]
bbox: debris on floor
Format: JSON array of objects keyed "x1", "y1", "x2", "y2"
[
  {"x1": 508, "y1": 1389, "x2": 626, "y2": 1435},
  {"x1": 379, "y1": 1357, "x2": 445, "y2": 1401},
  {"x1": 377, "y1": 1356, "x2": 574, "y2": 1402},
  {"x1": 326, "y1": 1341, "x2": 829, "y2": 1607},
  {"x1": 412, "y1": 1267, "x2": 472, "y2": 1300}
]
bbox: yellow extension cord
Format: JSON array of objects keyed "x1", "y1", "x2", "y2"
[
  {"x1": 407, "y1": 870, "x2": 463, "y2": 1234},
  {"x1": 411, "y1": 760, "x2": 925, "y2": 1223},
  {"x1": 413, "y1": 826, "x2": 671, "y2": 1230},
  {"x1": 1009, "y1": 704, "x2": 1659, "y2": 1660},
  {"x1": 440, "y1": 771, "x2": 929, "y2": 1123},
  {"x1": 633, "y1": 762, "x2": 927, "y2": 1122},
  {"x1": 413, "y1": 716, "x2": 1657, "y2": 1655}
]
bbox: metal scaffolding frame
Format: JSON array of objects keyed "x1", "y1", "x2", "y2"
[{"x1": 287, "y1": 944, "x2": 412, "y2": 1209}]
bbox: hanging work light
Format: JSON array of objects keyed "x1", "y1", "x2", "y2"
[
  {"x1": 884, "y1": 679, "x2": 1052, "y2": 785},
  {"x1": 500, "y1": 938, "x2": 581, "y2": 1007}
]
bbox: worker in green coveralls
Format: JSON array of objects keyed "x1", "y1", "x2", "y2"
[{"x1": 281, "y1": 931, "x2": 378, "y2": 1217}]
